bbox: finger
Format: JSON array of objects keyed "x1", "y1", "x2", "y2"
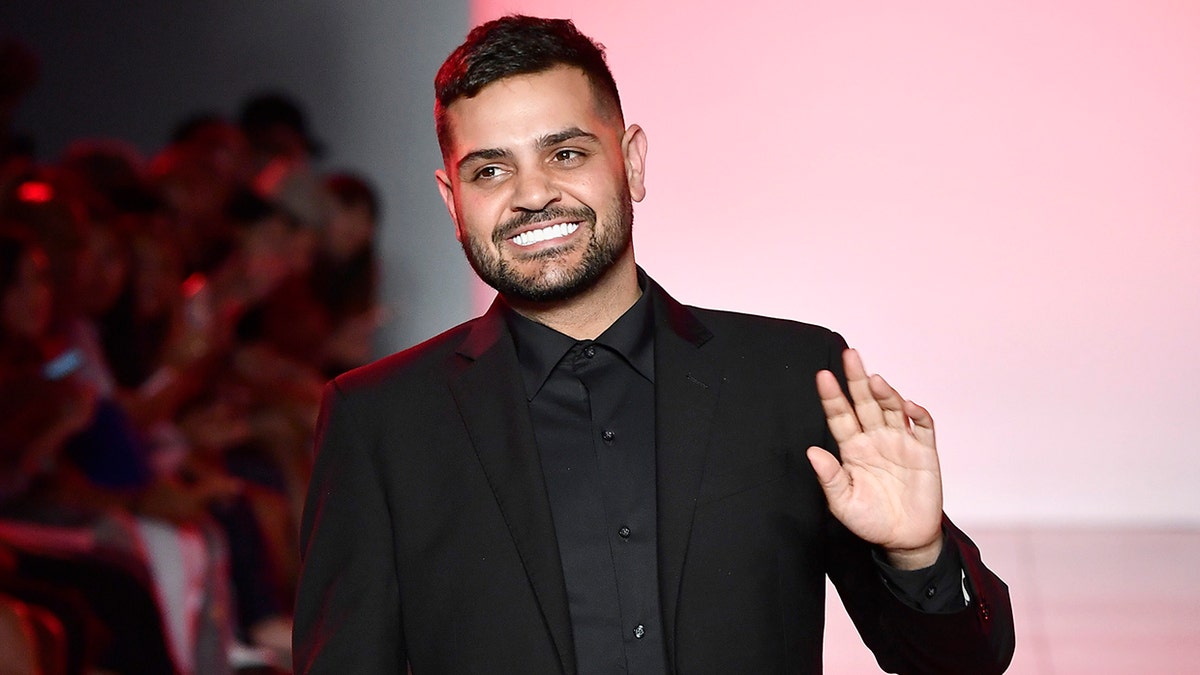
[
  {"x1": 868, "y1": 373, "x2": 910, "y2": 431},
  {"x1": 815, "y1": 369, "x2": 862, "y2": 443},
  {"x1": 843, "y1": 349, "x2": 885, "y2": 431},
  {"x1": 904, "y1": 399, "x2": 937, "y2": 449},
  {"x1": 806, "y1": 446, "x2": 850, "y2": 503}
]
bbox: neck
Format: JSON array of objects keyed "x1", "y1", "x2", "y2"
[{"x1": 506, "y1": 256, "x2": 640, "y2": 340}]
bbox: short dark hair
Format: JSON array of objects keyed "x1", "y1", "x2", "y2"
[
  {"x1": 239, "y1": 91, "x2": 324, "y2": 157},
  {"x1": 434, "y1": 15, "x2": 623, "y2": 155}
]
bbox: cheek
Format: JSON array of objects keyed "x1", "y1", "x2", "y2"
[{"x1": 456, "y1": 194, "x2": 502, "y2": 240}]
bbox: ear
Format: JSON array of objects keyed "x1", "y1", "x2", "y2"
[
  {"x1": 434, "y1": 168, "x2": 464, "y2": 242},
  {"x1": 621, "y1": 124, "x2": 648, "y2": 203}
]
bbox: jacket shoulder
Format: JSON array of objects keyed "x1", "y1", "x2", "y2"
[
  {"x1": 330, "y1": 317, "x2": 478, "y2": 397},
  {"x1": 686, "y1": 305, "x2": 847, "y2": 352}
]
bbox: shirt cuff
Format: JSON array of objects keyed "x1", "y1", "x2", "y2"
[{"x1": 872, "y1": 531, "x2": 970, "y2": 614}]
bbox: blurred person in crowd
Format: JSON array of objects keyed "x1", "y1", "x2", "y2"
[
  {"x1": 107, "y1": 217, "x2": 223, "y2": 421},
  {"x1": 310, "y1": 172, "x2": 383, "y2": 376},
  {"x1": 171, "y1": 113, "x2": 255, "y2": 189},
  {"x1": 151, "y1": 115, "x2": 254, "y2": 276},
  {"x1": 0, "y1": 170, "x2": 89, "y2": 328},
  {"x1": 240, "y1": 92, "x2": 330, "y2": 256},
  {"x1": 58, "y1": 139, "x2": 153, "y2": 223},
  {"x1": 58, "y1": 177, "x2": 298, "y2": 666},
  {"x1": 0, "y1": 226, "x2": 189, "y2": 674},
  {"x1": 238, "y1": 92, "x2": 322, "y2": 174},
  {"x1": 174, "y1": 382, "x2": 297, "y2": 664},
  {"x1": 0, "y1": 212, "x2": 247, "y2": 667},
  {"x1": 0, "y1": 226, "x2": 92, "y2": 504},
  {"x1": 215, "y1": 188, "x2": 325, "y2": 529}
]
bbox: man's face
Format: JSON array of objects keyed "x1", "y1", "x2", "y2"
[{"x1": 436, "y1": 66, "x2": 647, "y2": 303}]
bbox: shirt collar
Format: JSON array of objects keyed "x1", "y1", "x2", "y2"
[{"x1": 505, "y1": 269, "x2": 656, "y2": 401}]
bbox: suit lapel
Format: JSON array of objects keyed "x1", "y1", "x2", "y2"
[
  {"x1": 650, "y1": 283, "x2": 721, "y2": 668},
  {"x1": 449, "y1": 299, "x2": 576, "y2": 675}
]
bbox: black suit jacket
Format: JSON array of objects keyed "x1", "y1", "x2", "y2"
[{"x1": 294, "y1": 278, "x2": 1015, "y2": 674}]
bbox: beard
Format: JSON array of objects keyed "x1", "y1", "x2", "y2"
[{"x1": 461, "y1": 192, "x2": 634, "y2": 304}]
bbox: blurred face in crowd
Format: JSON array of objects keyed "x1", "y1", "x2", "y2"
[
  {"x1": 132, "y1": 232, "x2": 183, "y2": 319},
  {"x1": 435, "y1": 66, "x2": 647, "y2": 303},
  {"x1": 239, "y1": 213, "x2": 295, "y2": 298},
  {"x1": 154, "y1": 148, "x2": 232, "y2": 224},
  {"x1": 2, "y1": 245, "x2": 53, "y2": 341},
  {"x1": 324, "y1": 200, "x2": 374, "y2": 262},
  {"x1": 76, "y1": 220, "x2": 131, "y2": 317}
]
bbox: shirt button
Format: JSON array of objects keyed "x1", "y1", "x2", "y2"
[
  {"x1": 618, "y1": 526, "x2": 631, "y2": 539},
  {"x1": 602, "y1": 429, "x2": 616, "y2": 442},
  {"x1": 633, "y1": 624, "x2": 645, "y2": 639},
  {"x1": 583, "y1": 345, "x2": 596, "y2": 358}
]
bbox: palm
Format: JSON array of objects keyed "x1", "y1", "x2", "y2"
[{"x1": 807, "y1": 349, "x2": 944, "y2": 567}]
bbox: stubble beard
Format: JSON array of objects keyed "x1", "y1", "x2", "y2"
[{"x1": 461, "y1": 193, "x2": 634, "y2": 304}]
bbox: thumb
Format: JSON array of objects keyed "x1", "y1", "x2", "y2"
[{"x1": 806, "y1": 446, "x2": 850, "y2": 501}]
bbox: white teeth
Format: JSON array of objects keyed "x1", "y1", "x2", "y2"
[{"x1": 511, "y1": 222, "x2": 580, "y2": 247}]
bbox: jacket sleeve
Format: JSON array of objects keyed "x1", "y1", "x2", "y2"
[
  {"x1": 820, "y1": 333, "x2": 1015, "y2": 674},
  {"x1": 827, "y1": 512, "x2": 1016, "y2": 674},
  {"x1": 293, "y1": 380, "x2": 406, "y2": 674}
]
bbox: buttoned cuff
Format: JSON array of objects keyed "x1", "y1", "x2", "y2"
[{"x1": 873, "y1": 531, "x2": 970, "y2": 614}]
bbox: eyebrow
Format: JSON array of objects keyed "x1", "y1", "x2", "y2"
[
  {"x1": 457, "y1": 147, "x2": 511, "y2": 175},
  {"x1": 456, "y1": 127, "x2": 600, "y2": 175},
  {"x1": 536, "y1": 127, "x2": 599, "y2": 149}
]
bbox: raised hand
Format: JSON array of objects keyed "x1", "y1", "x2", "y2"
[{"x1": 806, "y1": 349, "x2": 944, "y2": 570}]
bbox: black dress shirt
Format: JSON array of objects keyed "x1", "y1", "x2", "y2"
[
  {"x1": 503, "y1": 275, "x2": 967, "y2": 675},
  {"x1": 507, "y1": 284, "x2": 667, "y2": 675}
]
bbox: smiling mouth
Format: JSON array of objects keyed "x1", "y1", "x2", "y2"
[{"x1": 510, "y1": 222, "x2": 580, "y2": 247}]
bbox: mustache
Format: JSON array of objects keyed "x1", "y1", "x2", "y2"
[{"x1": 493, "y1": 206, "x2": 596, "y2": 244}]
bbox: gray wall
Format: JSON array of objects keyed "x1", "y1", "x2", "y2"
[{"x1": 1, "y1": 1, "x2": 473, "y2": 353}]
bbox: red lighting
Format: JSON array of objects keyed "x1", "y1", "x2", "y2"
[
  {"x1": 181, "y1": 272, "x2": 208, "y2": 298},
  {"x1": 16, "y1": 181, "x2": 55, "y2": 204}
]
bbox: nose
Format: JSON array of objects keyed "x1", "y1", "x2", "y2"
[{"x1": 510, "y1": 165, "x2": 561, "y2": 212}]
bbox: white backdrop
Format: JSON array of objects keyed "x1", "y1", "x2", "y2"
[{"x1": 468, "y1": 1, "x2": 1200, "y2": 525}]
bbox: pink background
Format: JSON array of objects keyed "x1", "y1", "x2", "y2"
[{"x1": 468, "y1": 1, "x2": 1200, "y2": 525}]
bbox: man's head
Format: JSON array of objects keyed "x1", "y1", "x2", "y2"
[{"x1": 434, "y1": 16, "x2": 647, "y2": 307}]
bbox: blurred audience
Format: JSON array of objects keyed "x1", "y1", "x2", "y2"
[{"x1": 1, "y1": 43, "x2": 384, "y2": 673}]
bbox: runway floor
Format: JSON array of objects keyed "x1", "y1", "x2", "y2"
[{"x1": 823, "y1": 527, "x2": 1200, "y2": 673}]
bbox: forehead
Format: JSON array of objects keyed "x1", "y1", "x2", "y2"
[{"x1": 442, "y1": 66, "x2": 616, "y2": 159}]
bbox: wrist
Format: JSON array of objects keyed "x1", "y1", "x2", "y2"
[{"x1": 884, "y1": 535, "x2": 944, "y2": 571}]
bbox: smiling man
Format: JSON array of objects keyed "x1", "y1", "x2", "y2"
[{"x1": 294, "y1": 15, "x2": 1015, "y2": 675}]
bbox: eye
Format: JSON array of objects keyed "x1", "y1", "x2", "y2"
[
  {"x1": 473, "y1": 165, "x2": 504, "y2": 181},
  {"x1": 552, "y1": 149, "x2": 584, "y2": 163}
]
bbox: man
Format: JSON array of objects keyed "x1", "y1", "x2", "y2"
[{"x1": 294, "y1": 15, "x2": 1015, "y2": 675}]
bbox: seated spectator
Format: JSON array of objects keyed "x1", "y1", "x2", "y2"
[
  {"x1": 151, "y1": 118, "x2": 251, "y2": 277},
  {"x1": 0, "y1": 223, "x2": 239, "y2": 674},
  {"x1": 1, "y1": 58, "x2": 386, "y2": 671},
  {"x1": 311, "y1": 172, "x2": 383, "y2": 376}
]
